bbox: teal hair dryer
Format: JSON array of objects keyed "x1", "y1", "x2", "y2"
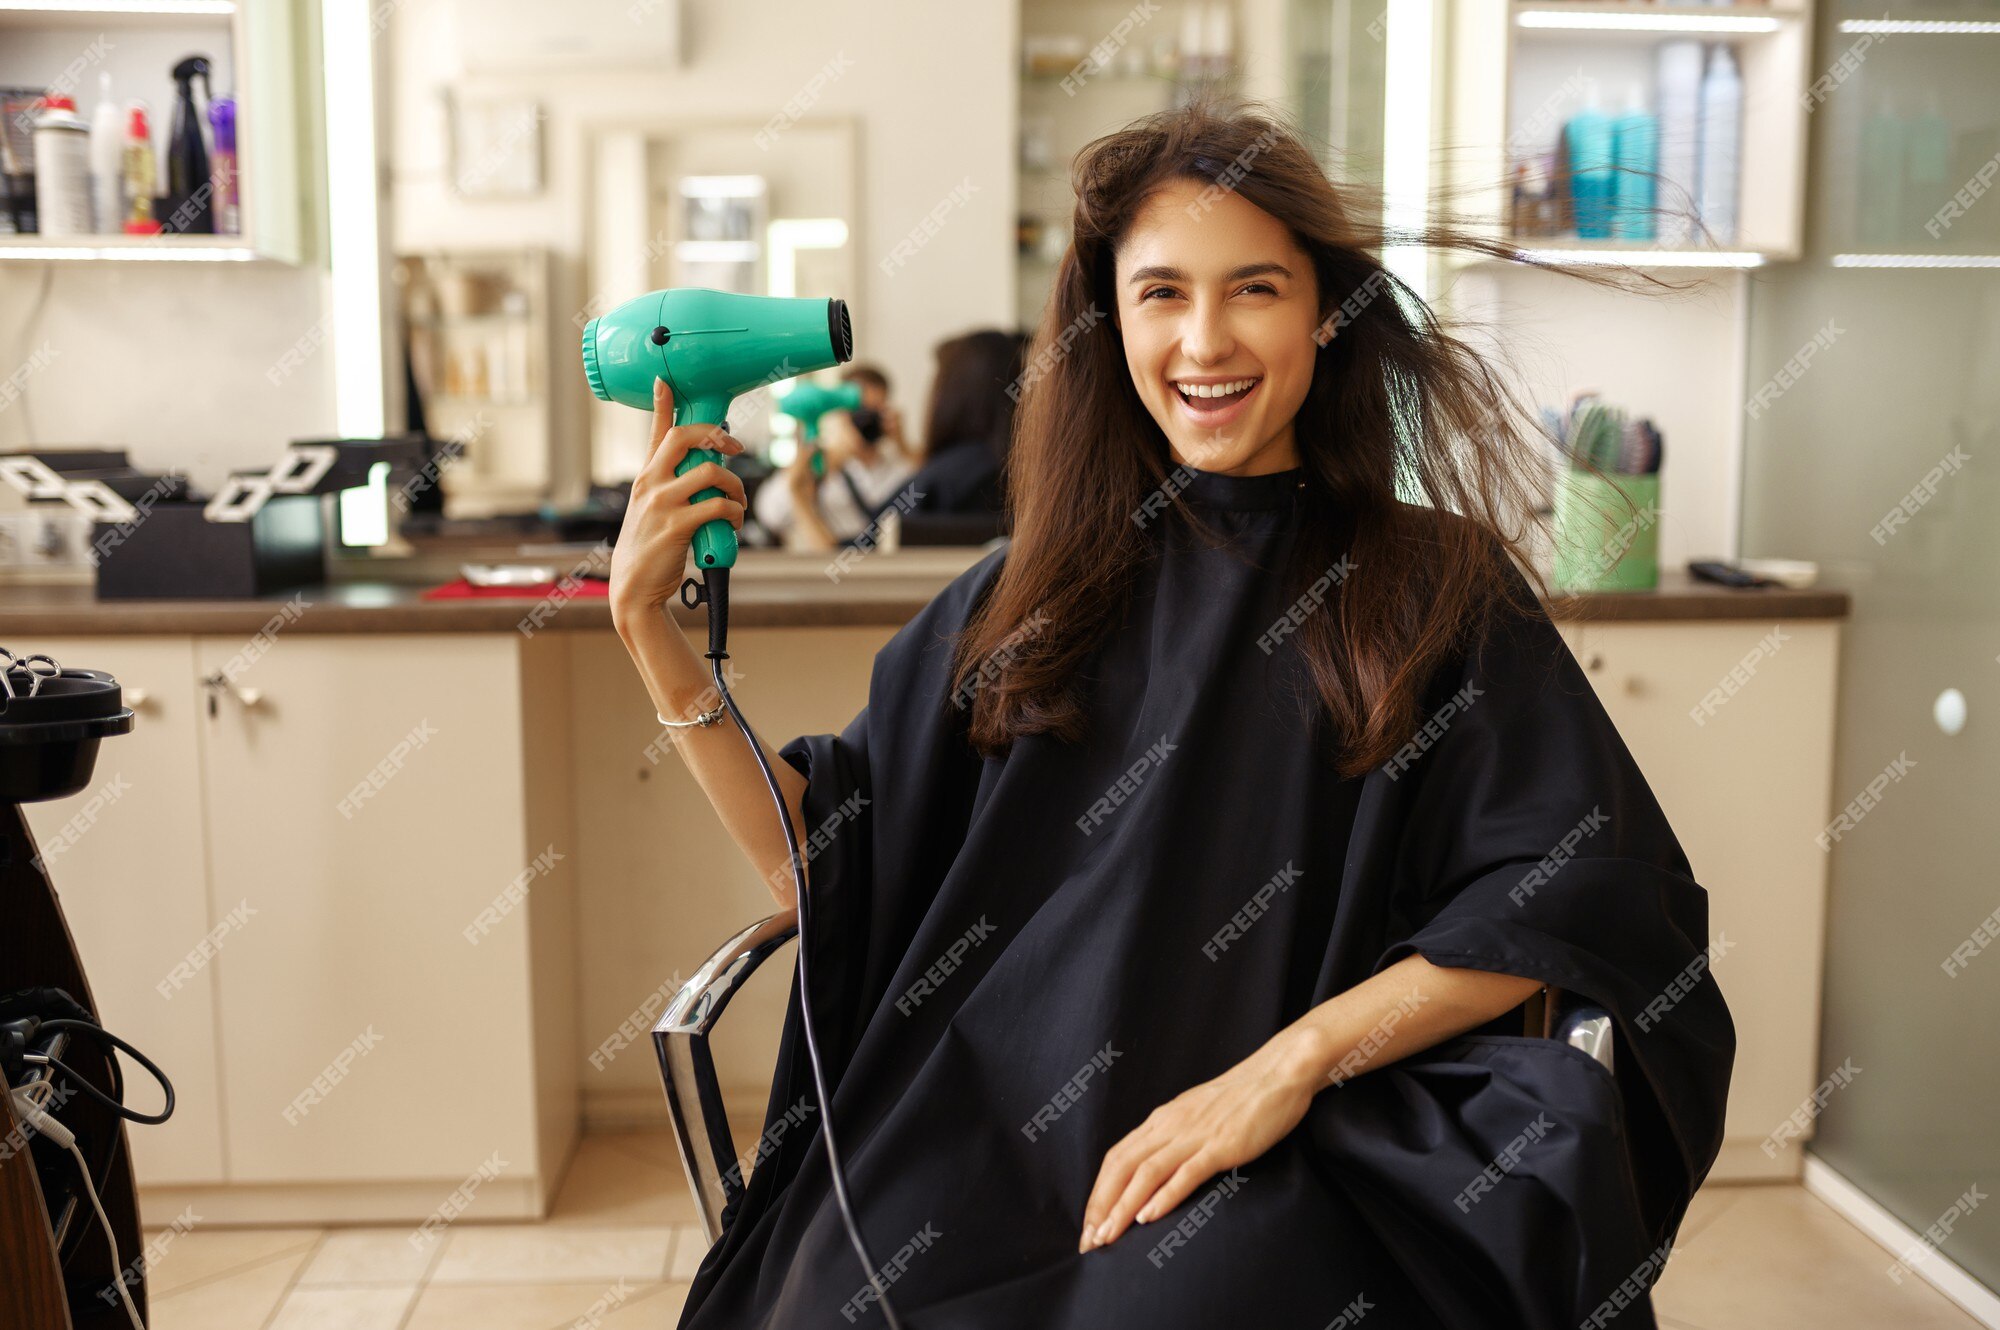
[
  {"x1": 581, "y1": 288, "x2": 853, "y2": 571},
  {"x1": 777, "y1": 379, "x2": 864, "y2": 477}
]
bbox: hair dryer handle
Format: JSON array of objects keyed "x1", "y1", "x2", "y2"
[{"x1": 673, "y1": 394, "x2": 739, "y2": 571}]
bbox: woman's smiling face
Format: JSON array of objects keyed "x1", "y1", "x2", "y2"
[{"x1": 1113, "y1": 177, "x2": 1323, "y2": 477}]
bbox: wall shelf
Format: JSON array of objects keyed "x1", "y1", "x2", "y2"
[
  {"x1": 0, "y1": 0, "x2": 310, "y2": 263},
  {"x1": 1448, "y1": 0, "x2": 1814, "y2": 258},
  {"x1": 0, "y1": 0, "x2": 235, "y2": 26},
  {"x1": 0, "y1": 233, "x2": 260, "y2": 259}
]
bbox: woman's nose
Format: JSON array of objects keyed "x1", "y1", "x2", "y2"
[{"x1": 1179, "y1": 299, "x2": 1235, "y2": 365}]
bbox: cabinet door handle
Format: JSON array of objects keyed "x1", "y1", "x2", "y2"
[
  {"x1": 126, "y1": 686, "x2": 151, "y2": 710},
  {"x1": 202, "y1": 672, "x2": 265, "y2": 715}
]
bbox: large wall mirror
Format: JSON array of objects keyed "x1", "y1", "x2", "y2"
[{"x1": 582, "y1": 117, "x2": 860, "y2": 486}]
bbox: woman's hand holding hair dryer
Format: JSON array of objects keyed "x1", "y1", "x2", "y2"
[
  {"x1": 610, "y1": 377, "x2": 813, "y2": 909},
  {"x1": 609, "y1": 376, "x2": 749, "y2": 618}
]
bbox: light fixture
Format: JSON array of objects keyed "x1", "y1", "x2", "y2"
[
  {"x1": 1382, "y1": 0, "x2": 1434, "y2": 305},
  {"x1": 678, "y1": 176, "x2": 768, "y2": 198},
  {"x1": 322, "y1": 0, "x2": 386, "y2": 439},
  {"x1": 1832, "y1": 254, "x2": 2000, "y2": 268},
  {"x1": 1838, "y1": 18, "x2": 2000, "y2": 35},
  {"x1": 766, "y1": 218, "x2": 849, "y2": 299},
  {"x1": 1517, "y1": 10, "x2": 1782, "y2": 34}
]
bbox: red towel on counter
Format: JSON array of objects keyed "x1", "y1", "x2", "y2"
[{"x1": 420, "y1": 578, "x2": 613, "y2": 600}]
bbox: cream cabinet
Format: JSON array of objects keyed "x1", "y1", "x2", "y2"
[
  {"x1": 1558, "y1": 617, "x2": 1842, "y2": 1181},
  {"x1": 20, "y1": 638, "x2": 223, "y2": 1187},
  {"x1": 24, "y1": 633, "x2": 578, "y2": 1224}
]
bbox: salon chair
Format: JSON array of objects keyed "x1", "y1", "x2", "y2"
[{"x1": 653, "y1": 912, "x2": 1616, "y2": 1245}]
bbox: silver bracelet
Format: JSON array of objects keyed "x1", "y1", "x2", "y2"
[{"x1": 658, "y1": 704, "x2": 727, "y2": 730}]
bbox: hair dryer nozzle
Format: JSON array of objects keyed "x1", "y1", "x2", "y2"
[{"x1": 829, "y1": 299, "x2": 853, "y2": 365}]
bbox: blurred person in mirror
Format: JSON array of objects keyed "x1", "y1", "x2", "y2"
[
  {"x1": 903, "y1": 328, "x2": 1031, "y2": 518},
  {"x1": 752, "y1": 361, "x2": 915, "y2": 551}
]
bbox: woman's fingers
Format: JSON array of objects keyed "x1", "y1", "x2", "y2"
[
  {"x1": 656, "y1": 459, "x2": 747, "y2": 510},
  {"x1": 647, "y1": 377, "x2": 673, "y2": 457},
  {"x1": 1133, "y1": 1150, "x2": 1219, "y2": 1226},
  {"x1": 1080, "y1": 1117, "x2": 1164, "y2": 1248},
  {"x1": 1089, "y1": 1137, "x2": 1204, "y2": 1252},
  {"x1": 639, "y1": 378, "x2": 745, "y2": 484},
  {"x1": 651, "y1": 423, "x2": 743, "y2": 477}
]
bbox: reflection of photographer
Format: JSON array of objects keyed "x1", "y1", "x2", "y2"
[{"x1": 752, "y1": 364, "x2": 914, "y2": 552}]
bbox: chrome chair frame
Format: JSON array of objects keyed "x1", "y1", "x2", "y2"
[{"x1": 653, "y1": 912, "x2": 1615, "y2": 1245}]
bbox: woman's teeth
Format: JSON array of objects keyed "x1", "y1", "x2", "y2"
[{"x1": 1173, "y1": 377, "x2": 1260, "y2": 406}]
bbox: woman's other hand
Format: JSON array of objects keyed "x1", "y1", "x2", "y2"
[
  {"x1": 1078, "y1": 1029, "x2": 1324, "y2": 1254},
  {"x1": 608, "y1": 377, "x2": 747, "y2": 625}
]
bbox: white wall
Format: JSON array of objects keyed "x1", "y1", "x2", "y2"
[
  {"x1": 1448, "y1": 265, "x2": 1747, "y2": 570},
  {"x1": 0, "y1": 263, "x2": 336, "y2": 487}
]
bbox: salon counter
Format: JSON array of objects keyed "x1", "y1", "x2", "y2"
[
  {"x1": 0, "y1": 557, "x2": 1850, "y2": 635},
  {"x1": 10, "y1": 561, "x2": 1849, "y2": 1224}
]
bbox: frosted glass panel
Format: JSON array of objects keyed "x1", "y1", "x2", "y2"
[{"x1": 1741, "y1": 0, "x2": 2000, "y2": 1294}]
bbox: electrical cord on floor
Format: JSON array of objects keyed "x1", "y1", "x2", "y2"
[{"x1": 686, "y1": 566, "x2": 907, "y2": 1330}]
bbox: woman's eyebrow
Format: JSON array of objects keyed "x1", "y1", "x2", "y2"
[{"x1": 1126, "y1": 262, "x2": 1294, "y2": 285}]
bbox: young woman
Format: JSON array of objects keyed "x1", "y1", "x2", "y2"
[{"x1": 611, "y1": 99, "x2": 1733, "y2": 1330}]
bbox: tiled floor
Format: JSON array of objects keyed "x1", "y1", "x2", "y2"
[{"x1": 138, "y1": 1129, "x2": 1986, "y2": 1329}]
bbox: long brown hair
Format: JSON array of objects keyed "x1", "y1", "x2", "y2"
[
  {"x1": 953, "y1": 96, "x2": 1640, "y2": 779},
  {"x1": 920, "y1": 329, "x2": 1031, "y2": 465}
]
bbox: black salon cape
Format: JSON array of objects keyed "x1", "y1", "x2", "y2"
[{"x1": 677, "y1": 465, "x2": 1733, "y2": 1330}]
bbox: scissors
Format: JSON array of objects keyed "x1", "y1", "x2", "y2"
[{"x1": 0, "y1": 649, "x2": 62, "y2": 701}]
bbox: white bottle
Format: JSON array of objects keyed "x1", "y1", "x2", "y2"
[
  {"x1": 1697, "y1": 45, "x2": 1743, "y2": 246},
  {"x1": 31, "y1": 97, "x2": 92, "y2": 236},
  {"x1": 89, "y1": 71, "x2": 123, "y2": 234},
  {"x1": 1654, "y1": 41, "x2": 1703, "y2": 246}
]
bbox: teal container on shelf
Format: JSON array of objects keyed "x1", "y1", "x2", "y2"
[{"x1": 1552, "y1": 468, "x2": 1660, "y2": 592}]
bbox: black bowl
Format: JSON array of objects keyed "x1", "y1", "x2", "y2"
[{"x1": 0, "y1": 669, "x2": 136, "y2": 803}]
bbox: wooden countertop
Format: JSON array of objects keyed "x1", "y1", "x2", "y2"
[{"x1": 0, "y1": 556, "x2": 1849, "y2": 637}]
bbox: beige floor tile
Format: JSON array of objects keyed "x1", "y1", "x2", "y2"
[
  {"x1": 147, "y1": 1238, "x2": 319, "y2": 1330},
  {"x1": 295, "y1": 1226, "x2": 440, "y2": 1286},
  {"x1": 428, "y1": 1224, "x2": 675, "y2": 1284},
  {"x1": 1655, "y1": 1184, "x2": 1984, "y2": 1329},
  {"x1": 546, "y1": 1130, "x2": 700, "y2": 1227},
  {"x1": 269, "y1": 1285, "x2": 419, "y2": 1329},
  {"x1": 604, "y1": 1125, "x2": 689, "y2": 1170},
  {"x1": 1674, "y1": 1181, "x2": 1744, "y2": 1246},
  {"x1": 669, "y1": 1224, "x2": 715, "y2": 1282},
  {"x1": 134, "y1": 1225, "x2": 322, "y2": 1296},
  {"x1": 403, "y1": 1280, "x2": 691, "y2": 1329}
]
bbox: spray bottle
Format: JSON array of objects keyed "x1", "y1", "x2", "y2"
[
  {"x1": 165, "y1": 55, "x2": 213, "y2": 234},
  {"x1": 89, "y1": 71, "x2": 123, "y2": 234},
  {"x1": 122, "y1": 104, "x2": 159, "y2": 235}
]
